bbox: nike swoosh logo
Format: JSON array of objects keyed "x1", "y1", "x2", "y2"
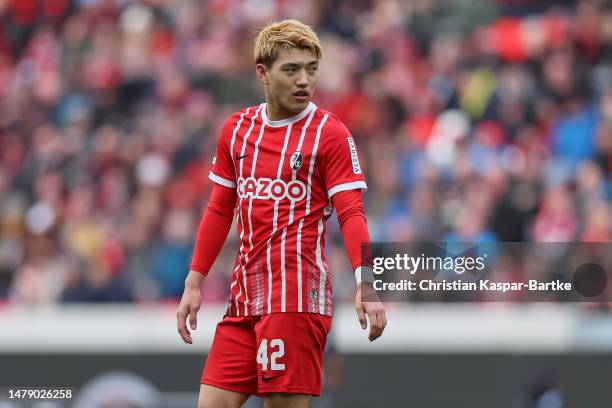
[{"x1": 235, "y1": 154, "x2": 249, "y2": 160}]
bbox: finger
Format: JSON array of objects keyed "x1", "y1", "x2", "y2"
[
  {"x1": 189, "y1": 305, "x2": 198, "y2": 330},
  {"x1": 179, "y1": 327, "x2": 192, "y2": 344},
  {"x1": 367, "y1": 307, "x2": 386, "y2": 341},
  {"x1": 381, "y1": 309, "x2": 388, "y2": 330},
  {"x1": 370, "y1": 309, "x2": 385, "y2": 341},
  {"x1": 367, "y1": 309, "x2": 378, "y2": 341},
  {"x1": 356, "y1": 304, "x2": 367, "y2": 329},
  {"x1": 179, "y1": 324, "x2": 192, "y2": 344},
  {"x1": 176, "y1": 309, "x2": 192, "y2": 344},
  {"x1": 176, "y1": 309, "x2": 186, "y2": 333}
]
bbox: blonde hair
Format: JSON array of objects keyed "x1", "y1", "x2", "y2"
[{"x1": 254, "y1": 19, "x2": 322, "y2": 67}]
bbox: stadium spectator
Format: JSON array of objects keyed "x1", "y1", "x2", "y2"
[{"x1": 1, "y1": 0, "x2": 611, "y2": 304}]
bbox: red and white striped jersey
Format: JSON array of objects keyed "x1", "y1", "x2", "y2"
[{"x1": 209, "y1": 102, "x2": 367, "y2": 317}]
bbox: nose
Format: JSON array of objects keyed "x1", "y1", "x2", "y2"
[{"x1": 296, "y1": 69, "x2": 309, "y2": 87}]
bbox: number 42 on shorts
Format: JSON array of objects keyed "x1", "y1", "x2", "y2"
[{"x1": 257, "y1": 338, "x2": 285, "y2": 371}]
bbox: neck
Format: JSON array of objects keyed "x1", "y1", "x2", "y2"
[{"x1": 265, "y1": 94, "x2": 299, "y2": 121}]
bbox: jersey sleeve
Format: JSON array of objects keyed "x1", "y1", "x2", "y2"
[
  {"x1": 209, "y1": 117, "x2": 237, "y2": 188},
  {"x1": 320, "y1": 119, "x2": 367, "y2": 198}
]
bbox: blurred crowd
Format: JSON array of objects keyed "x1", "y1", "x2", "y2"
[{"x1": 0, "y1": 0, "x2": 611, "y2": 305}]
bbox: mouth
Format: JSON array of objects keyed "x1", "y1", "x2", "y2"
[{"x1": 293, "y1": 90, "x2": 309, "y2": 101}]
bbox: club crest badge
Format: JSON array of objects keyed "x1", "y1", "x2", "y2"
[{"x1": 290, "y1": 151, "x2": 303, "y2": 171}]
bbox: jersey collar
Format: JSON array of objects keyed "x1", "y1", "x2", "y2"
[{"x1": 261, "y1": 102, "x2": 316, "y2": 128}]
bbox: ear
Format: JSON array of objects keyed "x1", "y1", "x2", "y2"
[{"x1": 256, "y1": 63, "x2": 269, "y2": 86}]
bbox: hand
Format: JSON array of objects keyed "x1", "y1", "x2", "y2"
[
  {"x1": 177, "y1": 271, "x2": 204, "y2": 344},
  {"x1": 354, "y1": 282, "x2": 387, "y2": 342}
]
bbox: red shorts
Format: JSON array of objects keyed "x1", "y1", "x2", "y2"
[{"x1": 201, "y1": 312, "x2": 332, "y2": 397}]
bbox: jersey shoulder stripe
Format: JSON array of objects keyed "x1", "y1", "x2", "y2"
[{"x1": 313, "y1": 109, "x2": 351, "y2": 139}]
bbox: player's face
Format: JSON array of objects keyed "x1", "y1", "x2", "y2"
[{"x1": 257, "y1": 47, "x2": 319, "y2": 119}]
